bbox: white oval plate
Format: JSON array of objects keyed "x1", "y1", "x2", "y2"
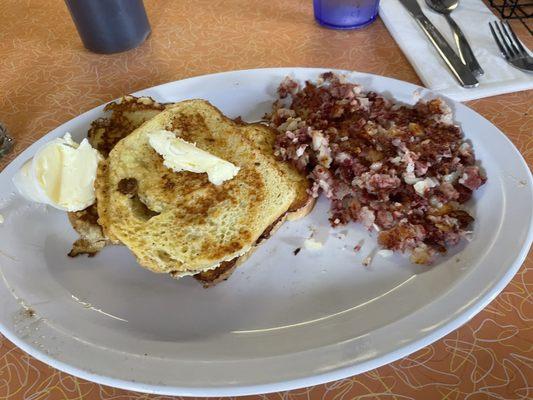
[{"x1": 0, "y1": 68, "x2": 531, "y2": 397}]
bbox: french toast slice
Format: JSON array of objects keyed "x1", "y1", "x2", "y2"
[
  {"x1": 69, "y1": 97, "x2": 313, "y2": 284},
  {"x1": 95, "y1": 100, "x2": 306, "y2": 275}
]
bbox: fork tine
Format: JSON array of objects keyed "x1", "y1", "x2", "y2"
[
  {"x1": 494, "y1": 21, "x2": 516, "y2": 58},
  {"x1": 504, "y1": 21, "x2": 528, "y2": 57},
  {"x1": 489, "y1": 22, "x2": 509, "y2": 59},
  {"x1": 499, "y1": 21, "x2": 520, "y2": 56}
]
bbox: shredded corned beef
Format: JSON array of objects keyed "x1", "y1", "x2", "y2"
[{"x1": 269, "y1": 72, "x2": 486, "y2": 265}]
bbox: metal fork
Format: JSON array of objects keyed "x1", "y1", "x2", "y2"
[
  {"x1": 489, "y1": 21, "x2": 533, "y2": 74},
  {"x1": 0, "y1": 122, "x2": 14, "y2": 159}
]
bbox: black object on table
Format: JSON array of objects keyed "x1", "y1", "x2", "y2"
[
  {"x1": 0, "y1": 122, "x2": 14, "y2": 160},
  {"x1": 64, "y1": 0, "x2": 151, "y2": 54},
  {"x1": 488, "y1": 0, "x2": 532, "y2": 35}
]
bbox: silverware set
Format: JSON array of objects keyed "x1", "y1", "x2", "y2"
[
  {"x1": 398, "y1": 0, "x2": 532, "y2": 88},
  {"x1": 398, "y1": 0, "x2": 479, "y2": 87}
]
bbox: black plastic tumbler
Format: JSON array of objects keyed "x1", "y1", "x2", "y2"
[{"x1": 64, "y1": 0, "x2": 151, "y2": 54}]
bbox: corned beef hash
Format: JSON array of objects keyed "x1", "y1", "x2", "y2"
[{"x1": 269, "y1": 72, "x2": 486, "y2": 265}]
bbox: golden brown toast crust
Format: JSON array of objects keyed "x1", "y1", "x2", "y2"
[
  {"x1": 89, "y1": 96, "x2": 166, "y2": 157},
  {"x1": 67, "y1": 204, "x2": 108, "y2": 257},
  {"x1": 68, "y1": 96, "x2": 169, "y2": 256},
  {"x1": 240, "y1": 123, "x2": 311, "y2": 214},
  {"x1": 193, "y1": 195, "x2": 315, "y2": 287},
  {"x1": 189, "y1": 249, "x2": 255, "y2": 287}
]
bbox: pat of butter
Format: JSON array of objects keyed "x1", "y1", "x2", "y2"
[
  {"x1": 148, "y1": 130, "x2": 240, "y2": 185},
  {"x1": 12, "y1": 133, "x2": 101, "y2": 212}
]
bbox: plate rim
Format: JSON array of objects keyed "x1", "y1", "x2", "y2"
[{"x1": 0, "y1": 67, "x2": 532, "y2": 396}]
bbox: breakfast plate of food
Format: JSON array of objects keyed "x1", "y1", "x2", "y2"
[{"x1": 0, "y1": 68, "x2": 531, "y2": 396}]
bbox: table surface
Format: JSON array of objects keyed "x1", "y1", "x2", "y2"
[{"x1": 0, "y1": 1, "x2": 531, "y2": 399}]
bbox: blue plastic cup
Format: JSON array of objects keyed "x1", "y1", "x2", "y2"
[
  {"x1": 65, "y1": 0, "x2": 151, "y2": 54},
  {"x1": 313, "y1": 0, "x2": 380, "y2": 30}
]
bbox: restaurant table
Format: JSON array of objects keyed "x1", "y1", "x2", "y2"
[{"x1": 0, "y1": 1, "x2": 531, "y2": 399}]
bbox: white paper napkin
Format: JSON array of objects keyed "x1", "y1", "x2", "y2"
[{"x1": 379, "y1": 0, "x2": 533, "y2": 101}]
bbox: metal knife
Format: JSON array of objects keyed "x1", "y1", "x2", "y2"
[{"x1": 398, "y1": 0, "x2": 479, "y2": 88}]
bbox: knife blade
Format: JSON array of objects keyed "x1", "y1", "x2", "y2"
[{"x1": 398, "y1": 0, "x2": 479, "y2": 88}]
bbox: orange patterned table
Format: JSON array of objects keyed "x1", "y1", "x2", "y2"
[{"x1": 0, "y1": 1, "x2": 531, "y2": 399}]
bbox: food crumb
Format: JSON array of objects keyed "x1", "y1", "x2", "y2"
[
  {"x1": 377, "y1": 249, "x2": 393, "y2": 258},
  {"x1": 362, "y1": 248, "x2": 378, "y2": 267},
  {"x1": 336, "y1": 229, "x2": 348, "y2": 240},
  {"x1": 463, "y1": 231, "x2": 473, "y2": 242},
  {"x1": 293, "y1": 247, "x2": 301, "y2": 255},
  {"x1": 304, "y1": 238, "x2": 323, "y2": 250},
  {"x1": 24, "y1": 308, "x2": 36, "y2": 318},
  {"x1": 353, "y1": 239, "x2": 365, "y2": 253}
]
